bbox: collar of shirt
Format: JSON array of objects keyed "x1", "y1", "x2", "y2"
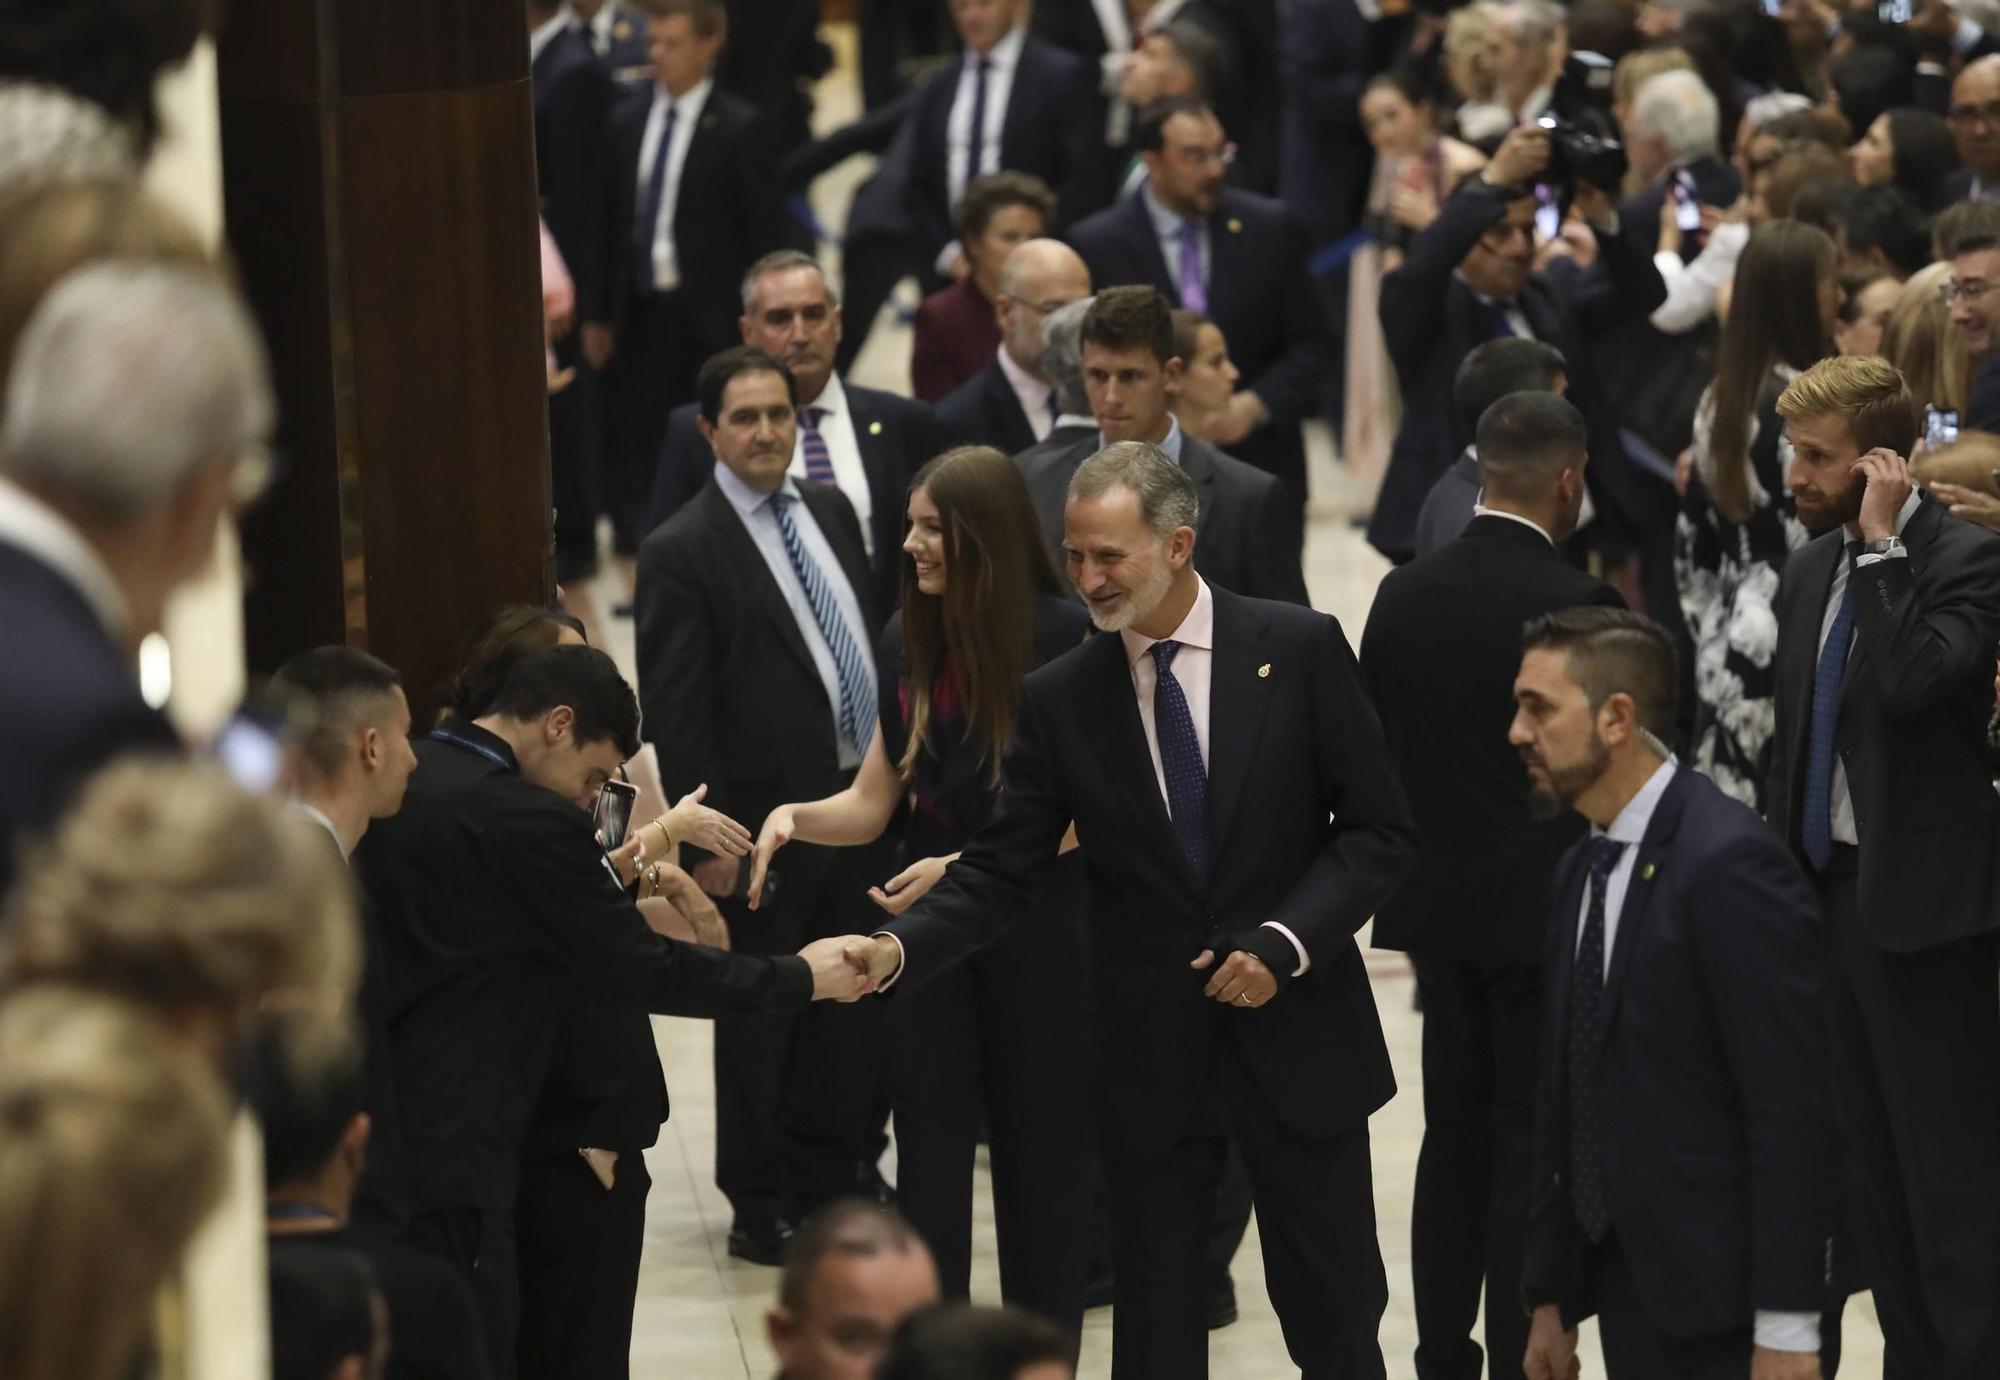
[
  {"x1": 0, "y1": 476, "x2": 128, "y2": 645},
  {"x1": 1120, "y1": 574, "x2": 1214, "y2": 668},
  {"x1": 591, "y1": 3, "x2": 618, "y2": 47},
  {"x1": 1141, "y1": 182, "x2": 1200, "y2": 245},
  {"x1": 1100, "y1": 414, "x2": 1184, "y2": 462},
  {"x1": 995, "y1": 342, "x2": 1052, "y2": 416},
  {"x1": 802, "y1": 370, "x2": 846, "y2": 424},
  {"x1": 290, "y1": 799, "x2": 349, "y2": 861},
  {"x1": 654, "y1": 74, "x2": 713, "y2": 124},
  {"x1": 715, "y1": 458, "x2": 799, "y2": 517},
  {"x1": 1471, "y1": 503, "x2": 1555, "y2": 546},
  {"x1": 430, "y1": 717, "x2": 521, "y2": 772},
  {"x1": 968, "y1": 23, "x2": 1028, "y2": 74},
  {"x1": 1517, "y1": 83, "x2": 1554, "y2": 122},
  {"x1": 1053, "y1": 411, "x2": 1096, "y2": 431},
  {"x1": 1593, "y1": 756, "x2": 1679, "y2": 848},
  {"x1": 529, "y1": 10, "x2": 570, "y2": 62}
]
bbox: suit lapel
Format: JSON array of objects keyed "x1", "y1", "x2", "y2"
[
  {"x1": 1118, "y1": 196, "x2": 1176, "y2": 297},
  {"x1": 1594, "y1": 768, "x2": 1694, "y2": 1056},
  {"x1": 1205, "y1": 590, "x2": 1272, "y2": 857},
  {"x1": 701, "y1": 486, "x2": 825, "y2": 688},
  {"x1": 1084, "y1": 633, "x2": 1203, "y2": 894},
  {"x1": 1206, "y1": 196, "x2": 1246, "y2": 315},
  {"x1": 1781, "y1": 532, "x2": 1844, "y2": 775}
]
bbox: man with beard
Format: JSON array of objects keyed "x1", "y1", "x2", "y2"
[
  {"x1": 1766, "y1": 355, "x2": 2000, "y2": 1374},
  {"x1": 1510, "y1": 607, "x2": 1833, "y2": 1380}
]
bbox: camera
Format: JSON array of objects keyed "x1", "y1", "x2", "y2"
[{"x1": 1534, "y1": 52, "x2": 1629, "y2": 195}]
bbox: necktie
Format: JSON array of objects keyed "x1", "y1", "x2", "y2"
[
  {"x1": 636, "y1": 102, "x2": 679, "y2": 293},
  {"x1": 1177, "y1": 221, "x2": 1207, "y2": 314},
  {"x1": 1802, "y1": 539, "x2": 1866, "y2": 869},
  {"x1": 1047, "y1": 393, "x2": 1062, "y2": 431},
  {"x1": 1484, "y1": 297, "x2": 1516, "y2": 340},
  {"x1": 967, "y1": 57, "x2": 993, "y2": 188},
  {"x1": 1567, "y1": 835, "x2": 1627, "y2": 1244},
  {"x1": 771, "y1": 493, "x2": 876, "y2": 757},
  {"x1": 798, "y1": 406, "x2": 836, "y2": 484},
  {"x1": 1149, "y1": 641, "x2": 1212, "y2": 883}
]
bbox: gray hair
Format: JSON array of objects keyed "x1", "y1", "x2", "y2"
[
  {"x1": 1040, "y1": 296, "x2": 1094, "y2": 417},
  {"x1": 1, "y1": 262, "x2": 273, "y2": 525},
  {"x1": 1501, "y1": 0, "x2": 1562, "y2": 51},
  {"x1": 1744, "y1": 90, "x2": 1813, "y2": 132},
  {"x1": 1068, "y1": 441, "x2": 1199, "y2": 538},
  {"x1": 1630, "y1": 70, "x2": 1719, "y2": 163},
  {"x1": 741, "y1": 249, "x2": 836, "y2": 314}
]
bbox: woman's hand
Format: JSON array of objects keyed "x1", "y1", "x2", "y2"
[
  {"x1": 637, "y1": 866, "x2": 733, "y2": 950},
  {"x1": 868, "y1": 854, "x2": 957, "y2": 916},
  {"x1": 604, "y1": 834, "x2": 645, "y2": 887},
  {"x1": 1391, "y1": 180, "x2": 1440, "y2": 232},
  {"x1": 665, "y1": 783, "x2": 753, "y2": 859},
  {"x1": 1927, "y1": 481, "x2": 2000, "y2": 534},
  {"x1": 747, "y1": 806, "x2": 797, "y2": 911}
]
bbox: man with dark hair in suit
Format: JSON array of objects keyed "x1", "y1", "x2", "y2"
[
  {"x1": 1361, "y1": 393, "x2": 1623, "y2": 1380},
  {"x1": 644, "y1": 253, "x2": 939, "y2": 615},
  {"x1": 1943, "y1": 56, "x2": 2000, "y2": 203},
  {"x1": 596, "y1": 0, "x2": 787, "y2": 558},
  {"x1": 1019, "y1": 285, "x2": 1307, "y2": 605},
  {"x1": 937, "y1": 239, "x2": 1092, "y2": 456},
  {"x1": 1065, "y1": 97, "x2": 1328, "y2": 514},
  {"x1": 1412, "y1": 338, "x2": 1569, "y2": 556},
  {"x1": 1512, "y1": 607, "x2": 1833, "y2": 1380},
  {"x1": 842, "y1": 441, "x2": 1415, "y2": 1377},
  {"x1": 1766, "y1": 355, "x2": 2000, "y2": 1375},
  {"x1": 636, "y1": 347, "x2": 895, "y2": 1269}
]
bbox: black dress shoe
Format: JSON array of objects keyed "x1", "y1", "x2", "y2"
[
  {"x1": 1207, "y1": 1275, "x2": 1238, "y2": 1330},
  {"x1": 727, "y1": 1216, "x2": 793, "y2": 1267}
]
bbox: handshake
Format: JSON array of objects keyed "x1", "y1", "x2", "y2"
[{"x1": 797, "y1": 934, "x2": 903, "y2": 1002}]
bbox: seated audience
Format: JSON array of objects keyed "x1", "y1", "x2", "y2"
[
  {"x1": 876, "y1": 1305, "x2": 1078, "y2": 1380},
  {"x1": 767, "y1": 1201, "x2": 941, "y2": 1380},
  {"x1": 911, "y1": 173, "x2": 1056, "y2": 402},
  {"x1": 268, "y1": 1242, "x2": 386, "y2": 1380}
]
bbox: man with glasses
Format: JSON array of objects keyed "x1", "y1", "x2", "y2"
[
  {"x1": 937, "y1": 238, "x2": 1092, "y2": 455},
  {"x1": 1949, "y1": 233, "x2": 2000, "y2": 432},
  {"x1": 1067, "y1": 96, "x2": 1330, "y2": 519},
  {"x1": 1945, "y1": 56, "x2": 2000, "y2": 203}
]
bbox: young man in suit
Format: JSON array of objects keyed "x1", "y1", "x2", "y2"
[
  {"x1": 1944, "y1": 56, "x2": 2000, "y2": 204},
  {"x1": 1019, "y1": 286, "x2": 1308, "y2": 605},
  {"x1": 1360, "y1": 392, "x2": 1624, "y2": 1380},
  {"x1": 636, "y1": 347, "x2": 895, "y2": 1266},
  {"x1": 937, "y1": 238, "x2": 1093, "y2": 457},
  {"x1": 1511, "y1": 607, "x2": 1832, "y2": 1380},
  {"x1": 842, "y1": 441, "x2": 1416, "y2": 1378},
  {"x1": 1765, "y1": 355, "x2": 2000, "y2": 1375},
  {"x1": 644, "y1": 253, "x2": 939, "y2": 615},
  {"x1": 1373, "y1": 123, "x2": 1668, "y2": 569},
  {"x1": 596, "y1": 0, "x2": 786, "y2": 557},
  {"x1": 1411, "y1": 338, "x2": 1569, "y2": 557},
  {"x1": 1065, "y1": 98, "x2": 1328, "y2": 514}
]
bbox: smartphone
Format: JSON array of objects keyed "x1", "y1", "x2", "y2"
[
  {"x1": 1672, "y1": 174, "x2": 1702, "y2": 232},
  {"x1": 1925, "y1": 406, "x2": 1961, "y2": 449},
  {"x1": 213, "y1": 704, "x2": 291, "y2": 793},
  {"x1": 594, "y1": 779, "x2": 638, "y2": 850},
  {"x1": 1762, "y1": 0, "x2": 1783, "y2": 15},
  {"x1": 1533, "y1": 183, "x2": 1562, "y2": 242},
  {"x1": 1878, "y1": 0, "x2": 1913, "y2": 21}
]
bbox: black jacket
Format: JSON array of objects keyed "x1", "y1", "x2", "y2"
[
  {"x1": 937, "y1": 354, "x2": 1037, "y2": 457},
  {"x1": 1360, "y1": 515, "x2": 1625, "y2": 962},
  {"x1": 533, "y1": 27, "x2": 616, "y2": 324}
]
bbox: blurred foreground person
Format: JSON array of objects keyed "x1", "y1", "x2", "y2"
[
  {"x1": 767, "y1": 1201, "x2": 940, "y2": 1380},
  {"x1": 877, "y1": 1305, "x2": 1078, "y2": 1380}
]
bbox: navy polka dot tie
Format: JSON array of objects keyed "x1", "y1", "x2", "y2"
[
  {"x1": 1150, "y1": 640, "x2": 1212, "y2": 884},
  {"x1": 1568, "y1": 835, "x2": 1626, "y2": 1244}
]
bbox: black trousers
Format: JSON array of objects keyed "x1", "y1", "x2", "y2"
[
  {"x1": 601, "y1": 290, "x2": 699, "y2": 553},
  {"x1": 405, "y1": 1205, "x2": 519, "y2": 1380},
  {"x1": 515, "y1": 1151, "x2": 651, "y2": 1380},
  {"x1": 1408, "y1": 953, "x2": 1542, "y2": 1380},
  {"x1": 887, "y1": 866, "x2": 1091, "y2": 1332},
  {"x1": 1592, "y1": 1238, "x2": 1751, "y2": 1380},
  {"x1": 547, "y1": 342, "x2": 603, "y2": 583},
  {"x1": 1105, "y1": 1037, "x2": 1388, "y2": 1379},
  {"x1": 714, "y1": 839, "x2": 890, "y2": 1225},
  {"x1": 1818, "y1": 862, "x2": 2000, "y2": 1378}
]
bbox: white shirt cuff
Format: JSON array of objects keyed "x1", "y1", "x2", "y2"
[
  {"x1": 1753, "y1": 1310, "x2": 1821, "y2": 1352},
  {"x1": 1261, "y1": 921, "x2": 1310, "y2": 977},
  {"x1": 1854, "y1": 548, "x2": 1909, "y2": 567},
  {"x1": 871, "y1": 931, "x2": 908, "y2": 991}
]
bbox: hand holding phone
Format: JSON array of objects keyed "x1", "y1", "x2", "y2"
[{"x1": 594, "y1": 779, "x2": 638, "y2": 850}]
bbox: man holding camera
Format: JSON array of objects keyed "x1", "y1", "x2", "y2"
[{"x1": 1369, "y1": 122, "x2": 1666, "y2": 566}]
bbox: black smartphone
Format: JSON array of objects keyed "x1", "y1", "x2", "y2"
[
  {"x1": 735, "y1": 855, "x2": 780, "y2": 903},
  {"x1": 594, "y1": 779, "x2": 638, "y2": 850},
  {"x1": 1672, "y1": 174, "x2": 1702, "y2": 233}
]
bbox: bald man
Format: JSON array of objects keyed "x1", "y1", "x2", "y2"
[
  {"x1": 936, "y1": 239, "x2": 1093, "y2": 454},
  {"x1": 1947, "y1": 56, "x2": 2000, "y2": 202}
]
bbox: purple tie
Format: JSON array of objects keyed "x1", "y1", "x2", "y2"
[
  {"x1": 1177, "y1": 221, "x2": 1206, "y2": 313},
  {"x1": 799, "y1": 406, "x2": 835, "y2": 484}
]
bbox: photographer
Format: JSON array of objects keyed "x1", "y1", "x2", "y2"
[{"x1": 1370, "y1": 122, "x2": 1668, "y2": 568}]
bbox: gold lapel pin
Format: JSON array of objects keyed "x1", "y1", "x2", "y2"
[
  {"x1": 614, "y1": 19, "x2": 630, "y2": 38},
  {"x1": 868, "y1": 420, "x2": 883, "y2": 436},
  {"x1": 1257, "y1": 663, "x2": 1270, "y2": 678},
  {"x1": 1228, "y1": 218, "x2": 1243, "y2": 233}
]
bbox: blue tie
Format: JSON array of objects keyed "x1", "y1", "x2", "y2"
[
  {"x1": 1567, "y1": 835, "x2": 1627, "y2": 1244},
  {"x1": 1802, "y1": 539, "x2": 1866, "y2": 870},
  {"x1": 771, "y1": 493, "x2": 876, "y2": 757},
  {"x1": 1484, "y1": 297, "x2": 1516, "y2": 340},
  {"x1": 968, "y1": 58, "x2": 992, "y2": 184},
  {"x1": 636, "y1": 101, "x2": 678, "y2": 293},
  {"x1": 1150, "y1": 641, "x2": 1211, "y2": 883},
  {"x1": 799, "y1": 406, "x2": 835, "y2": 484}
]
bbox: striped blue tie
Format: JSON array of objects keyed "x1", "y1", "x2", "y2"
[
  {"x1": 1802, "y1": 539, "x2": 1866, "y2": 869},
  {"x1": 771, "y1": 493, "x2": 876, "y2": 756},
  {"x1": 799, "y1": 406, "x2": 836, "y2": 484}
]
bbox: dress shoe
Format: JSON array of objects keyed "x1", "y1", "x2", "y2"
[
  {"x1": 727, "y1": 1216, "x2": 793, "y2": 1267},
  {"x1": 1207, "y1": 1274, "x2": 1238, "y2": 1330}
]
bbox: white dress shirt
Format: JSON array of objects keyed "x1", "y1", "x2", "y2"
[
  {"x1": 1650, "y1": 219, "x2": 1748, "y2": 335},
  {"x1": 0, "y1": 476, "x2": 127, "y2": 644},
  {"x1": 997, "y1": 343, "x2": 1056, "y2": 443},
  {"x1": 1470, "y1": 503, "x2": 1554, "y2": 546},
  {"x1": 947, "y1": 25, "x2": 1026, "y2": 206},
  {"x1": 529, "y1": 9, "x2": 570, "y2": 62},
  {"x1": 788, "y1": 373, "x2": 874, "y2": 557},
  {"x1": 1119, "y1": 576, "x2": 1311, "y2": 976},
  {"x1": 291, "y1": 800, "x2": 350, "y2": 861},
  {"x1": 1819, "y1": 487, "x2": 1922, "y2": 845},
  {"x1": 714, "y1": 462, "x2": 873, "y2": 768},
  {"x1": 1577, "y1": 754, "x2": 1819, "y2": 1354},
  {"x1": 635, "y1": 77, "x2": 712, "y2": 293}
]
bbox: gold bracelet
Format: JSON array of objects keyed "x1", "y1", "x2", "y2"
[{"x1": 651, "y1": 814, "x2": 673, "y2": 849}]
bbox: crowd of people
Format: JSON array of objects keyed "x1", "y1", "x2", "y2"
[{"x1": 10, "y1": 0, "x2": 2000, "y2": 1379}]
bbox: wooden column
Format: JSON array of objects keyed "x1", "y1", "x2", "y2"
[{"x1": 218, "y1": 0, "x2": 552, "y2": 721}]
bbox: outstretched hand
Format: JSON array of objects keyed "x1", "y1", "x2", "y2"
[
  {"x1": 1191, "y1": 947, "x2": 1277, "y2": 1008},
  {"x1": 869, "y1": 854, "x2": 953, "y2": 916},
  {"x1": 668, "y1": 784, "x2": 753, "y2": 859},
  {"x1": 747, "y1": 806, "x2": 796, "y2": 911}
]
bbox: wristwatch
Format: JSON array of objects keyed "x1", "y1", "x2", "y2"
[{"x1": 1858, "y1": 536, "x2": 1906, "y2": 560}]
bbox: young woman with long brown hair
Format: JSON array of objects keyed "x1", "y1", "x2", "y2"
[{"x1": 748, "y1": 445, "x2": 1092, "y2": 1332}]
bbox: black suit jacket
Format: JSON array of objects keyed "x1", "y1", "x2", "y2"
[
  {"x1": 1065, "y1": 189, "x2": 1328, "y2": 505},
  {"x1": 1766, "y1": 500, "x2": 2000, "y2": 951},
  {"x1": 533, "y1": 28, "x2": 616, "y2": 324},
  {"x1": 0, "y1": 541, "x2": 177, "y2": 901},
  {"x1": 1969, "y1": 352, "x2": 2000, "y2": 434},
  {"x1": 1524, "y1": 767, "x2": 1833, "y2": 1337},
  {"x1": 603, "y1": 85, "x2": 787, "y2": 353},
  {"x1": 355, "y1": 723, "x2": 811, "y2": 1219},
  {"x1": 1372, "y1": 183, "x2": 1669, "y2": 563},
  {"x1": 643, "y1": 384, "x2": 939, "y2": 614},
  {"x1": 937, "y1": 354, "x2": 1037, "y2": 456},
  {"x1": 1360, "y1": 515, "x2": 1626, "y2": 962},
  {"x1": 883, "y1": 586, "x2": 1415, "y2": 1157},
  {"x1": 1019, "y1": 430, "x2": 1309, "y2": 605}
]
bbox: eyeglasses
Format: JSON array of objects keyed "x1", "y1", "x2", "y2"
[
  {"x1": 1942, "y1": 278, "x2": 1998, "y2": 304},
  {"x1": 1005, "y1": 296, "x2": 1079, "y2": 317},
  {"x1": 1949, "y1": 101, "x2": 2000, "y2": 127},
  {"x1": 1167, "y1": 142, "x2": 1237, "y2": 170}
]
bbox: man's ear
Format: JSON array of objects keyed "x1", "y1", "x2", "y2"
[
  {"x1": 359, "y1": 725, "x2": 383, "y2": 773},
  {"x1": 546, "y1": 705, "x2": 577, "y2": 745},
  {"x1": 1164, "y1": 355, "x2": 1185, "y2": 397},
  {"x1": 697, "y1": 414, "x2": 718, "y2": 448},
  {"x1": 341, "y1": 1113, "x2": 372, "y2": 1173},
  {"x1": 1599, "y1": 691, "x2": 1639, "y2": 746},
  {"x1": 1170, "y1": 524, "x2": 1198, "y2": 568}
]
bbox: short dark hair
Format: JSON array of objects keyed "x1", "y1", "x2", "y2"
[
  {"x1": 1950, "y1": 230, "x2": 2000, "y2": 260},
  {"x1": 268, "y1": 1241, "x2": 379, "y2": 1380},
  {"x1": 629, "y1": 0, "x2": 725, "y2": 37},
  {"x1": 487, "y1": 645, "x2": 641, "y2": 759},
  {"x1": 779, "y1": 1200, "x2": 924, "y2": 1313},
  {"x1": 443, "y1": 604, "x2": 586, "y2": 722},
  {"x1": 1453, "y1": 338, "x2": 1567, "y2": 436},
  {"x1": 1169, "y1": 307, "x2": 1212, "y2": 367},
  {"x1": 1521, "y1": 606, "x2": 1679, "y2": 743},
  {"x1": 1081, "y1": 285, "x2": 1175, "y2": 366},
  {"x1": 1133, "y1": 95, "x2": 1217, "y2": 154},
  {"x1": 876, "y1": 1304, "x2": 1075, "y2": 1380},
  {"x1": 269, "y1": 646, "x2": 402, "y2": 782},
  {"x1": 697, "y1": 345, "x2": 796, "y2": 425},
  {"x1": 247, "y1": 1016, "x2": 366, "y2": 1189},
  {"x1": 953, "y1": 171, "x2": 1057, "y2": 243},
  {"x1": 1476, "y1": 390, "x2": 1588, "y2": 502},
  {"x1": 1151, "y1": 20, "x2": 1223, "y2": 102},
  {"x1": 1838, "y1": 185, "x2": 1931, "y2": 279}
]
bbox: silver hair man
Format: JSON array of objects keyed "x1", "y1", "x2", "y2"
[{"x1": 1040, "y1": 296, "x2": 1096, "y2": 420}]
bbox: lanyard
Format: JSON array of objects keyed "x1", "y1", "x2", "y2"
[{"x1": 429, "y1": 726, "x2": 514, "y2": 771}]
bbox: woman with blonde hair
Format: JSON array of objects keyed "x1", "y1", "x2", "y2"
[{"x1": 1881, "y1": 261, "x2": 1970, "y2": 417}]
